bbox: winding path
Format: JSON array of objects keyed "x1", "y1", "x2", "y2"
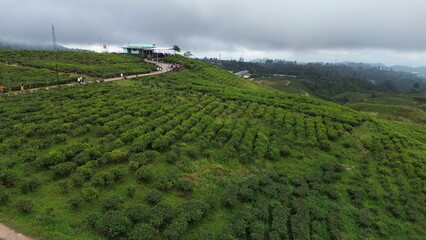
[
  {"x1": 4, "y1": 60, "x2": 173, "y2": 95},
  {"x1": 0, "y1": 223, "x2": 34, "y2": 240}
]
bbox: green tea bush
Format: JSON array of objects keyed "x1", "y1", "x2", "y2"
[
  {"x1": 149, "y1": 203, "x2": 173, "y2": 228},
  {"x1": 135, "y1": 165, "x2": 155, "y2": 183},
  {"x1": 0, "y1": 170, "x2": 18, "y2": 188},
  {"x1": 105, "y1": 148, "x2": 130, "y2": 163},
  {"x1": 51, "y1": 162, "x2": 77, "y2": 178},
  {"x1": 128, "y1": 223, "x2": 155, "y2": 240},
  {"x1": 16, "y1": 199, "x2": 34, "y2": 214},
  {"x1": 82, "y1": 187, "x2": 99, "y2": 202},
  {"x1": 38, "y1": 150, "x2": 66, "y2": 168},
  {"x1": 163, "y1": 217, "x2": 188, "y2": 240},
  {"x1": 103, "y1": 195, "x2": 124, "y2": 211},
  {"x1": 145, "y1": 189, "x2": 163, "y2": 205},
  {"x1": 111, "y1": 166, "x2": 127, "y2": 182},
  {"x1": 68, "y1": 196, "x2": 84, "y2": 210},
  {"x1": 95, "y1": 210, "x2": 131, "y2": 239},
  {"x1": 19, "y1": 178, "x2": 41, "y2": 194},
  {"x1": 177, "y1": 179, "x2": 194, "y2": 193},
  {"x1": 124, "y1": 205, "x2": 147, "y2": 224},
  {"x1": 0, "y1": 187, "x2": 10, "y2": 205},
  {"x1": 126, "y1": 185, "x2": 135, "y2": 198},
  {"x1": 18, "y1": 148, "x2": 37, "y2": 163}
]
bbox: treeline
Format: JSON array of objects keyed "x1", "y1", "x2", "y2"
[{"x1": 201, "y1": 58, "x2": 426, "y2": 94}]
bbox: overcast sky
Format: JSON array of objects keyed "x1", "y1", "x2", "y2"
[{"x1": 1, "y1": 0, "x2": 426, "y2": 66}]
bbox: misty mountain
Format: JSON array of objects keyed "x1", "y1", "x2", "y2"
[{"x1": 0, "y1": 41, "x2": 91, "y2": 52}]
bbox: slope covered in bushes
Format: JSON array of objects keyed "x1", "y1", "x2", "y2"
[
  {"x1": 0, "y1": 53, "x2": 424, "y2": 240},
  {"x1": 0, "y1": 49, "x2": 156, "y2": 91}
]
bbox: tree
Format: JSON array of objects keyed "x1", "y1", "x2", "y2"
[
  {"x1": 173, "y1": 45, "x2": 181, "y2": 53},
  {"x1": 184, "y1": 51, "x2": 193, "y2": 58}
]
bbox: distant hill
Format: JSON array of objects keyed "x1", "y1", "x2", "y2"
[
  {"x1": 0, "y1": 41, "x2": 92, "y2": 52},
  {"x1": 390, "y1": 65, "x2": 426, "y2": 77},
  {"x1": 201, "y1": 58, "x2": 426, "y2": 95}
]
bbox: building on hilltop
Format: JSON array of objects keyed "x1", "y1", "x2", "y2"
[{"x1": 122, "y1": 44, "x2": 175, "y2": 59}]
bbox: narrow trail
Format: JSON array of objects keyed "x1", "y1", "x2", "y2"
[
  {"x1": 0, "y1": 223, "x2": 34, "y2": 240},
  {"x1": 3, "y1": 60, "x2": 173, "y2": 95}
]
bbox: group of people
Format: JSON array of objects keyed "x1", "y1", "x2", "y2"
[
  {"x1": 120, "y1": 73, "x2": 127, "y2": 79},
  {"x1": 77, "y1": 77, "x2": 85, "y2": 83},
  {"x1": 0, "y1": 84, "x2": 25, "y2": 94},
  {"x1": 170, "y1": 63, "x2": 180, "y2": 71}
]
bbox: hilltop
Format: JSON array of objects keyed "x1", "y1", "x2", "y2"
[{"x1": 0, "y1": 51, "x2": 425, "y2": 240}]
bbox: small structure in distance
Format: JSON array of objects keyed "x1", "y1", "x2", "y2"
[
  {"x1": 234, "y1": 70, "x2": 251, "y2": 79},
  {"x1": 122, "y1": 44, "x2": 175, "y2": 59}
]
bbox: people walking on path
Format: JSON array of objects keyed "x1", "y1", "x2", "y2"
[
  {"x1": 0, "y1": 85, "x2": 4, "y2": 94},
  {"x1": 20, "y1": 84, "x2": 25, "y2": 91}
]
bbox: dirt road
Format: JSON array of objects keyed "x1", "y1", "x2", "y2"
[{"x1": 0, "y1": 223, "x2": 34, "y2": 240}]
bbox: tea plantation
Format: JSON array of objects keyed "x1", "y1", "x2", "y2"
[
  {"x1": 0, "y1": 49, "x2": 156, "y2": 91},
  {"x1": 0, "y1": 52, "x2": 424, "y2": 239}
]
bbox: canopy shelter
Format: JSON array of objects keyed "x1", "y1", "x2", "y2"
[
  {"x1": 122, "y1": 43, "x2": 156, "y2": 55},
  {"x1": 122, "y1": 44, "x2": 175, "y2": 60}
]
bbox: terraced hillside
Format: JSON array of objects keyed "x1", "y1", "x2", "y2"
[
  {"x1": 0, "y1": 49, "x2": 156, "y2": 91},
  {"x1": 0, "y1": 53, "x2": 424, "y2": 240}
]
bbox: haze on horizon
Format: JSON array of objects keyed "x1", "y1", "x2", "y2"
[{"x1": 1, "y1": 0, "x2": 426, "y2": 67}]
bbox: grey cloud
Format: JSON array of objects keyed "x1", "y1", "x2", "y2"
[{"x1": 1, "y1": 0, "x2": 426, "y2": 52}]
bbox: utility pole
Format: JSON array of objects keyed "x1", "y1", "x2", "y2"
[{"x1": 52, "y1": 24, "x2": 60, "y2": 86}]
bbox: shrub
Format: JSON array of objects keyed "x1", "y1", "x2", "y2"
[
  {"x1": 103, "y1": 195, "x2": 124, "y2": 211},
  {"x1": 85, "y1": 213, "x2": 100, "y2": 229},
  {"x1": 18, "y1": 148, "x2": 37, "y2": 163},
  {"x1": 163, "y1": 217, "x2": 188, "y2": 240},
  {"x1": 111, "y1": 166, "x2": 127, "y2": 182},
  {"x1": 68, "y1": 196, "x2": 84, "y2": 210},
  {"x1": 164, "y1": 151, "x2": 179, "y2": 164},
  {"x1": 223, "y1": 187, "x2": 239, "y2": 209},
  {"x1": 149, "y1": 203, "x2": 173, "y2": 228},
  {"x1": 16, "y1": 199, "x2": 33, "y2": 214},
  {"x1": 19, "y1": 178, "x2": 41, "y2": 194},
  {"x1": 82, "y1": 187, "x2": 99, "y2": 202},
  {"x1": 58, "y1": 180, "x2": 71, "y2": 194},
  {"x1": 51, "y1": 162, "x2": 77, "y2": 178},
  {"x1": 91, "y1": 172, "x2": 114, "y2": 188},
  {"x1": 124, "y1": 205, "x2": 147, "y2": 224},
  {"x1": 126, "y1": 185, "x2": 136, "y2": 198},
  {"x1": 0, "y1": 187, "x2": 10, "y2": 205},
  {"x1": 70, "y1": 172, "x2": 85, "y2": 188},
  {"x1": 135, "y1": 165, "x2": 155, "y2": 183},
  {"x1": 0, "y1": 170, "x2": 18, "y2": 188},
  {"x1": 95, "y1": 210, "x2": 131, "y2": 239},
  {"x1": 177, "y1": 179, "x2": 194, "y2": 193},
  {"x1": 128, "y1": 161, "x2": 140, "y2": 172},
  {"x1": 128, "y1": 223, "x2": 155, "y2": 240},
  {"x1": 178, "y1": 201, "x2": 208, "y2": 223},
  {"x1": 249, "y1": 221, "x2": 267, "y2": 240},
  {"x1": 146, "y1": 189, "x2": 163, "y2": 205},
  {"x1": 105, "y1": 148, "x2": 130, "y2": 163},
  {"x1": 38, "y1": 150, "x2": 66, "y2": 168}
]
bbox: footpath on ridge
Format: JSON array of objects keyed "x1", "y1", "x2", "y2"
[{"x1": 3, "y1": 60, "x2": 173, "y2": 95}]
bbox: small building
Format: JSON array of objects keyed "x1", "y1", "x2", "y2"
[
  {"x1": 122, "y1": 44, "x2": 175, "y2": 59},
  {"x1": 122, "y1": 43, "x2": 156, "y2": 55},
  {"x1": 234, "y1": 70, "x2": 251, "y2": 79}
]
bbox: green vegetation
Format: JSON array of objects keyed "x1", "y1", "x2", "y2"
[
  {"x1": 0, "y1": 51, "x2": 424, "y2": 239},
  {"x1": 0, "y1": 49, "x2": 156, "y2": 91}
]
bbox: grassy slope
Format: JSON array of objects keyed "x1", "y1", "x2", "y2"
[
  {"x1": 0, "y1": 54, "x2": 424, "y2": 240},
  {"x1": 0, "y1": 49, "x2": 156, "y2": 91}
]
